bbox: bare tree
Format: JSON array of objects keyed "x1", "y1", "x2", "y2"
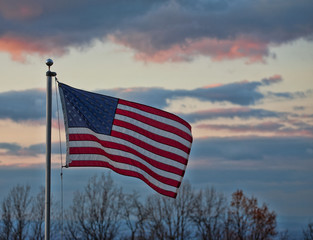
[
  {"x1": 145, "y1": 181, "x2": 195, "y2": 240},
  {"x1": 226, "y1": 190, "x2": 277, "y2": 240},
  {"x1": 190, "y1": 187, "x2": 227, "y2": 240},
  {"x1": 1, "y1": 194, "x2": 12, "y2": 240},
  {"x1": 0, "y1": 179, "x2": 286, "y2": 240},
  {"x1": 303, "y1": 222, "x2": 313, "y2": 240},
  {"x1": 121, "y1": 192, "x2": 149, "y2": 240},
  {"x1": 64, "y1": 173, "x2": 124, "y2": 240},
  {"x1": 29, "y1": 186, "x2": 45, "y2": 240},
  {"x1": 144, "y1": 193, "x2": 166, "y2": 240},
  {"x1": 0, "y1": 185, "x2": 32, "y2": 240}
]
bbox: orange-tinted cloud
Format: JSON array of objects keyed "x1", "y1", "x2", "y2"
[
  {"x1": 0, "y1": 34, "x2": 66, "y2": 62},
  {"x1": 112, "y1": 36, "x2": 271, "y2": 64},
  {"x1": 0, "y1": 0, "x2": 312, "y2": 63},
  {"x1": 261, "y1": 74, "x2": 283, "y2": 85},
  {"x1": 202, "y1": 83, "x2": 224, "y2": 89}
]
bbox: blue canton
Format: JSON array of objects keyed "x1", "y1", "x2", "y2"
[{"x1": 59, "y1": 83, "x2": 118, "y2": 135}]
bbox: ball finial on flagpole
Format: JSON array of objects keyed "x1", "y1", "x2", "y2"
[{"x1": 46, "y1": 59, "x2": 53, "y2": 70}]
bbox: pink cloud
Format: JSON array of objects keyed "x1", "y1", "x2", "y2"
[
  {"x1": 0, "y1": 0, "x2": 311, "y2": 64},
  {"x1": 269, "y1": 74, "x2": 282, "y2": 81},
  {"x1": 111, "y1": 35, "x2": 271, "y2": 64},
  {"x1": 0, "y1": 34, "x2": 66, "y2": 62},
  {"x1": 202, "y1": 83, "x2": 224, "y2": 89},
  {"x1": 262, "y1": 74, "x2": 283, "y2": 85}
]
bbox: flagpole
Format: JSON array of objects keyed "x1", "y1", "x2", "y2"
[{"x1": 45, "y1": 59, "x2": 56, "y2": 240}]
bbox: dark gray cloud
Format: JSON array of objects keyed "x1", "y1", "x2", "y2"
[
  {"x1": 0, "y1": 142, "x2": 33, "y2": 156},
  {"x1": 2, "y1": 135, "x2": 312, "y2": 164},
  {"x1": 0, "y1": 142, "x2": 65, "y2": 156},
  {"x1": 100, "y1": 75, "x2": 284, "y2": 107},
  {"x1": 113, "y1": 0, "x2": 313, "y2": 62},
  {"x1": 196, "y1": 121, "x2": 313, "y2": 136},
  {"x1": 0, "y1": 88, "x2": 63, "y2": 122},
  {"x1": 0, "y1": 142, "x2": 22, "y2": 155},
  {"x1": 180, "y1": 108, "x2": 282, "y2": 123},
  {"x1": 197, "y1": 122, "x2": 285, "y2": 132},
  {"x1": 266, "y1": 89, "x2": 312, "y2": 100},
  {"x1": 0, "y1": 76, "x2": 308, "y2": 123},
  {"x1": 0, "y1": 0, "x2": 312, "y2": 62},
  {"x1": 191, "y1": 136, "x2": 313, "y2": 161},
  {"x1": 293, "y1": 106, "x2": 306, "y2": 111},
  {"x1": 135, "y1": 0, "x2": 313, "y2": 45},
  {"x1": 3, "y1": 133, "x2": 313, "y2": 169},
  {"x1": 0, "y1": 89, "x2": 46, "y2": 121}
]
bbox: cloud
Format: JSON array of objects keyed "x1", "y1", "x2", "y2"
[
  {"x1": 0, "y1": 88, "x2": 64, "y2": 123},
  {"x1": 111, "y1": 0, "x2": 313, "y2": 63},
  {"x1": 180, "y1": 108, "x2": 281, "y2": 123},
  {"x1": 0, "y1": 142, "x2": 22, "y2": 155},
  {"x1": 1, "y1": 75, "x2": 308, "y2": 123},
  {"x1": 261, "y1": 75, "x2": 283, "y2": 85},
  {"x1": 191, "y1": 136, "x2": 313, "y2": 162},
  {"x1": 266, "y1": 89, "x2": 312, "y2": 100},
  {"x1": 100, "y1": 75, "x2": 284, "y2": 107},
  {"x1": 0, "y1": 89, "x2": 46, "y2": 121},
  {"x1": 0, "y1": 34, "x2": 66, "y2": 62},
  {"x1": 197, "y1": 122, "x2": 285, "y2": 132},
  {"x1": 0, "y1": 0, "x2": 312, "y2": 62},
  {"x1": 0, "y1": 0, "x2": 43, "y2": 20},
  {"x1": 2, "y1": 135, "x2": 312, "y2": 167},
  {"x1": 0, "y1": 142, "x2": 65, "y2": 156},
  {"x1": 111, "y1": 35, "x2": 271, "y2": 63},
  {"x1": 196, "y1": 121, "x2": 313, "y2": 137},
  {"x1": 293, "y1": 106, "x2": 306, "y2": 111},
  {"x1": 2, "y1": 136, "x2": 312, "y2": 175}
]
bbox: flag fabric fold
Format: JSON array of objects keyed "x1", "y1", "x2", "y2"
[{"x1": 58, "y1": 82, "x2": 192, "y2": 198}]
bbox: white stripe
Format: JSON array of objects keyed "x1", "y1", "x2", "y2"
[
  {"x1": 58, "y1": 87, "x2": 71, "y2": 162},
  {"x1": 118, "y1": 103, "x2": 191, "y2": 134},
  {"x1": 69, "y1": 154, "x2": 178, "y2": 193},
  {"x1": 112, "y1": 125, "x2": 188, "y2": 159},
  {"x1": 68, "y1": 128, "x2": 186, "y2": 170},
  {"x1": 69, "y1": 141, "x2": 182, "y2": 181},
  {"x1": 115, "y1": 114, "x2": 191, "y2": 148}
]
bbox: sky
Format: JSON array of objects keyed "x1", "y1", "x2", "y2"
[{"x1": 0, "y1": 0, "x2": 313, "y2": 235}]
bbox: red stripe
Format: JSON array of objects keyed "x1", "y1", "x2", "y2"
[
  {"x1": 69, "y1": 134, "x2": 185, "y2": 175},
  {"x1": 118, "y1": 99, "x2": 191, "y2": 131},
  {"x1": 111, "y1": 130, "x2": 188, "y2": 165},
  {"x1": 113, "y1": 119, "x2": 190, "y2": 154},
  {"x1": 68, "y1": 160, "x2": 177, "y2": 198},
  {"x1": 115, "y1": 108, "x2": 192, "y2": 142},
  {"x1": 70, "y1": 147, "x2": 181, "y2": 187}
]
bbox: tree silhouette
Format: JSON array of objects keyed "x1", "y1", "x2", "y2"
[
  {"x1": 190, "y1": 187, "x2": 227, "y2": 240},
  {"x1": 303, "y1": 222, "x2": 313, "y2": 240},
  {"x1": 144, "y1": 181, "x2": 195, "y2": 240},
  {"x1": 0, "y1": 185, "x2": 31, "y2": 240},
  {"x1": 0, "y1": 175, "x2": 286, "y2": 240},
  {"x1": 226, "y1": 190, "x2": 277, "y2": 240},
  {"x1": 121, "y1": 192, "x2": 149, "y2": 240},
  {"x1": 64, "y1": 174, "x2": 124, "y2": 240},
  {"x1": 29, "y1": 186, "x2": 45, "y2": 240}
]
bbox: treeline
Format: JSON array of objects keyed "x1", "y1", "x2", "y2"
[{"x1": 0, "y1": 174, "x2": 312, "y2": 240}]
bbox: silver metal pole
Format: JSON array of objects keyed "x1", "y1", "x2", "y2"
[{"x1": 45, "y1": 59, "x2": 56, "y2": 240}]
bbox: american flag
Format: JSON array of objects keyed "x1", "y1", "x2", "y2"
[{"x1": 58, "y1": 82, "x2": 192, "y2": 198}]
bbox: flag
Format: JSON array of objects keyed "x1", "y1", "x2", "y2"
[{"x1": 58, "y1": 82, "x2": 192, "y2": 198}]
